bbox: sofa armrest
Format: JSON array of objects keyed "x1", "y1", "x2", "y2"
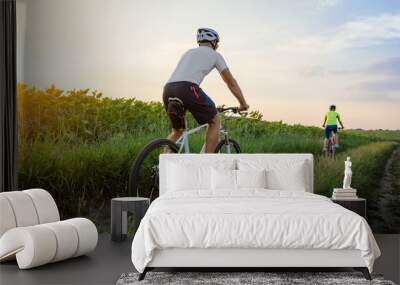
[
  {"x1": 0, "y1": 226, "x2": 57, "y2": 268},
  {"x1": 0, "y1": 218, "x2": 98, "y2": 269}
]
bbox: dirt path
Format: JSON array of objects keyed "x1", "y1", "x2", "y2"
[{"x1": 370, "y1": 146, "x2": 400, "y2": 233}]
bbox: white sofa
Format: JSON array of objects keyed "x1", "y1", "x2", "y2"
[{"x1": 0, "y1": 188, "x2": 98, "y2": 269}]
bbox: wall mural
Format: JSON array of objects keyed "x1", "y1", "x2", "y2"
[{"x1": 16, "y1": 0, "x2": 400, "y2": 233}]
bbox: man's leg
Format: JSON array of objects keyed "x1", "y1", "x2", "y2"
[
  {"x1": 323, "y1": 127, "x2": 329, "y2": 150},
  {"x1": 164, "y1": 128, "x2": 183, "y2": 153},
  {"x1": 334, "y1": 132, "x2": 339, "y2": 147},
  {"x1": 167, "y1": 128, "x2": 183, "y2": 142},
  {"x1": 205, "y1": 115, "x2": 220, "y2": 153}
]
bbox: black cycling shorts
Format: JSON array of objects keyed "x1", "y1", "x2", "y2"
[{"x1": 162, "y1": 81, "x2": 217, "y2": 130}]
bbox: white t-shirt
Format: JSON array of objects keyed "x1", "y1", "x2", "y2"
[{"x1": 167, "y1": 46, "x2": 228, "y2": 85}]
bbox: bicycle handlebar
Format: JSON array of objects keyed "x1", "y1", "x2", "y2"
[
  {"x1": 323, "y1": 126, "x2": 344, "y2": 130},
  {"x1": 217, "y1": 107, "x2": 240, "y2": 114}
]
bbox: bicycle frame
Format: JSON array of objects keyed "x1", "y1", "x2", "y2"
[
  {"x1": 325, "y1": 128, "x2": 341, "y2": 158},
  {"x1": 174, "y1": 122, "x2": 230, "y2": 153},
  {"x1": 328, "y1": 129, "x2": 340, "y2": 145}
]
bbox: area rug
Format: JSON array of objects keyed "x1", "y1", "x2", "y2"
[{"x1": 116, "y1": 272, "x2": 396, "y2": 285}]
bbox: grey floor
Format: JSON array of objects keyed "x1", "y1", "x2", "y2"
[
  {"x1": 0, "y1": 234, "x2": 399, "y2": 285},
  {"x1": 0, "y1": 235, "x2": 134, "y2": 285},
  {"x1": 374, "y1": 234, "x2": 400, "y2": 284}
]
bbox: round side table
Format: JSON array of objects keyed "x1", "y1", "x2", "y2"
[{"x1": 111, "y1": 197, "x2": 150, "y2": 242}]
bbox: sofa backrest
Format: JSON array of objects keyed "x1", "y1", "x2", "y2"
[
  {"x1": 159, "y1": 154, "x2": 314, "y2": 196},
  {"x1": 0, "y1": 189, "x2": 60, "y2": 238}
]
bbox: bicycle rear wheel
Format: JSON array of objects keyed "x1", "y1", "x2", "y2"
[
  {"x1": 128, "y1": 139, "x2": 178, "y2": 200},
  {"x1": 215, "y1": 138, "x2": 241, "y2": 153}
]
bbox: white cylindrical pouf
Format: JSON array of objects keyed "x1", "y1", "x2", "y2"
[
  {"x1": 1, "y1": 192, "x2": 39, "y2": 227},
  {"x1": 42, "y1": 221, "x2": 79, "y2": 262},
  {"x1": 0, "y1": 226, "x2": 57, "y2": 269},
  {"x1": 23, "y1": 189, "x2": 60, "y2": 224},
  {"x1": 65, "y1": 218, "x2": 98, "y2": 257},
  {"x1": 0, "y1": 196, "x2": 17, "y2": 237}
]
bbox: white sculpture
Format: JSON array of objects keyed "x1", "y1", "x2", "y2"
[{"x1": 343, "y1": 156, "x2": 352, "y2": 189}]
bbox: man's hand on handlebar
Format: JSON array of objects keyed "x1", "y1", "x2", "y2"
[
  {"x1": 217, "y1": 106, "x2": 243, "y2": 114},
  {"x1": 217, "y1": 102, "x2": 249, "y2": 114},
  {"x1": 238, "y1": 103, "x2": 249, "y2": 111}
]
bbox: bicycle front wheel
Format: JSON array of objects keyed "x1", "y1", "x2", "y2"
[
  {"x1": 215, "y1": 138, "x2": 241, "y2": 153},
  {"x1": 128, "y1": 139, "x2": 179, "y2": 200}
]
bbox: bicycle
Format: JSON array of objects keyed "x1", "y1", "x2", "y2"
[
  {"x1": 128, "y1": 106, "x2": 242, "y2": 199},
  {"x1": 324, "y1": 127, "x2": 342, "y2": 159}
]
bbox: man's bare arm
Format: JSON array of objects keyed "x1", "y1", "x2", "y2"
[
  {"x1": 338, "y1": 118, "x2": 345, "y2": 128},
  {"x1": 322, "y1": 115, "x2": 327, "y2": 127},
  {"x1": 220, "y1": 68, "x2": 249, "y2": 110}
]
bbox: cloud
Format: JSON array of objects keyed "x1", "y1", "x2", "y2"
[
  {"x1": 280, "y1": 14, "x2": 400, "y2": 53},
  {"x1": 317, "y1": 0, "x2": 341, "y2": 7},
  {"x1": 350, "y1": 91, "x2": 400, "y2": 102},
  {"x1": 299, "y1": 57, "x2": 400, "y2": 78},
  {"x1": 357, "y1": 79, "x2": 400, "y2": 93},
  {"x1": 298, "y1": 65, "x2": 358, "y2": 77},
  {"x1": 297, "y1": 57, "x2": 400, "y2": 102},
  {"x1": 349, "y1": 78, "x2": 400, "y2": 102},
  {"x1": 368, "y1": 57, "x2": 400, "y2": 76}
]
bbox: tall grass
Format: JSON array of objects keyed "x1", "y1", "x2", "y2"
[
  {"x1": 17, "y1": 84, "x2": 170, "y2": 144},
  {"x1": 19, "y1": 136, "x2": 396, "y2": 220},
  {"x1": 346, "y1": 129, "x2": 400, "y2": 143},
  {"x1": 19, "y1": 136, "x2": 140, "y2": 221},
  {"x1": 314, "y1": 142, "x2": 396, "y2": 199}
]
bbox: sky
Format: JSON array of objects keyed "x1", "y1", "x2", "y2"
[{"x1": 17, "y1": 0, "x2": 400, "y2": 130}]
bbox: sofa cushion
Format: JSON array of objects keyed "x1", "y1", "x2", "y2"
[
  {"x1": 0, "y1": 189, "x2": 98, "y2": 269},
  {"x1": 42, "y1": 221, "x2": 79, "y2": 262},
  {"x1": 64, "y1": 218, "x2": 98, "y2": 257},
  {"x1": 0, "y1": 191, "x2": 39, "y2": 227},
  {"x1": 0, "y1": 189, "x2": 60, "y2": 234},
  {"x1": 0, "y1": 218, "x2": 98, "y2": 269},
  {"x1": 0, "y1": 225, "x2": 57, "y2": 269},
  {"x1": 0, "y1": 196, "x2": 17, "y2": 238},
  {"x1": 23, "y1": 189, "x2": 60, "y2": 224}
]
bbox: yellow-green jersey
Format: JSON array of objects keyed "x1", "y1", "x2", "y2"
[{"x1": 325, "y1": 111, "x2": 340, "y2": 126}]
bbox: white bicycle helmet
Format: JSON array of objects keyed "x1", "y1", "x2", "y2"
[{"x1": 197, "y1": 28, "x2": 220, "y2": 44}]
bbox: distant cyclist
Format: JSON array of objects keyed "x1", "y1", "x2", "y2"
[
  {"x1": 162, "y1": 28, "x2": 249, "y2": 153},
  {"x1": 322, "y1": 105, "x2": 345, "y2": 150}
]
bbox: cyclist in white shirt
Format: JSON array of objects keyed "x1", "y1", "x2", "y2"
[{"x1": 163, "y1": 28, "x2": 249, "y2": 153}]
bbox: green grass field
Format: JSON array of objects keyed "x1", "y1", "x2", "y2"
[{"x1": 17, "y1": 84, "x2": 400, "y2": 232}]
